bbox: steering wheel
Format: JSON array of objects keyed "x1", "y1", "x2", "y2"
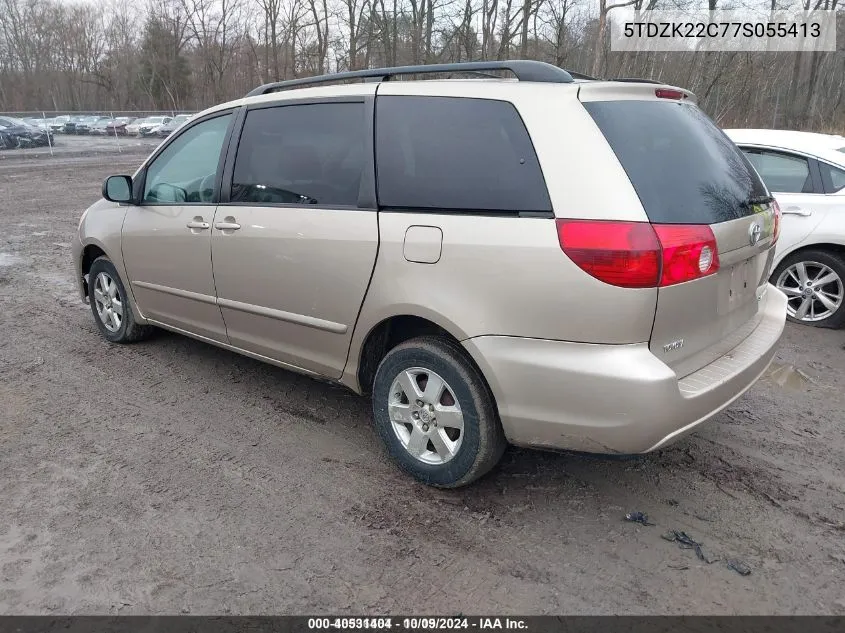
[{"x1": 199, "y1": 173, "x2": 216, "y2": 203}]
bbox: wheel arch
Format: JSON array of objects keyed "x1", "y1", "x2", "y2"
[
  {"x1": 80, "y1": 243, "x2": 108, "y2": 294},
  {"x1": 344, "y1": 310, "x2": 492, "y2": 399},
  {"x1": 772, "y1": 240, "x2": 845, "y2": 274},
  {"x1": 77, "y1": 237, "x2": 147, "y2": 324}
]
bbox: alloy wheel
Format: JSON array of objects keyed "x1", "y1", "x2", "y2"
[
  {"x1": 776, "y1": 261, "x2": 844, "y2": 322},
  {"x1": 93, "y1": 272, "x2": 123, "y2": 332},
  {"x1": 387, "y1": 367, "x2": 464, "y2": 465}
]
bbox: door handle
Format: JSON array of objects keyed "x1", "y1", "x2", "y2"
[
  {"x1": 186, "y1": 220, "x2": 210, "y2": 229},
  {"x1": 782, "y1": 206, "x2": 812, "y2": 217},
  {"x1": 214, "y1": 218, "x2": 241, "y2": 231}
]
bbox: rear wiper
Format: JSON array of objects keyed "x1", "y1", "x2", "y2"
[{"x1": 740, "y1": 195, "x2": 774, "y2": 208}]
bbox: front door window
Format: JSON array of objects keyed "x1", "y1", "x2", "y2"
[{"x1": 144, "y1": 114, "x2": 231, "y2": 203}]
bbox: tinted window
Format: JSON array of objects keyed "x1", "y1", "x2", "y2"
[
  {"x1": 143, "y1": 114, "x2": 231, "y2": 204},
  {"x1": 376, "y1": 96, "x2": 551, "y2": 212},
  {"x1": 742, "y1": 149, "x2": 813, "y2": 194},
  {"x1": 584, "y1": 101, "x2": 768, "y2": 224},
  {"x1": 819, "y1": 161, "x2": 845, "y2": 193},
  {"x1": 231, "y1": 103, "x2": 365, "y2": 207}
]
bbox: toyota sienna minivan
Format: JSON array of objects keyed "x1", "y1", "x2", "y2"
[{"x1": 73, "y1": 61, "x2": 787, "y2": 487}]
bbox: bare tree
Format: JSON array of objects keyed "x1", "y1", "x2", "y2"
[
  {"x1": 0, "y1": 0, "x2": 842, "y2": 136},
  {"x1": 592, "y1": 0, "x2": 636, "y2": 77}
]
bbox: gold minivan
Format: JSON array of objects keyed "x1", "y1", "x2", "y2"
[{"x1": 73, "y1": 61, "x2": 787, "y2": 487}]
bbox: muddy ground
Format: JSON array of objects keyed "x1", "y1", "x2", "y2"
[{"x1": 1, "y1": 150, "x2": 844, "y2": 615}]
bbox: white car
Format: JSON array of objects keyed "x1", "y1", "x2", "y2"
[
  {"x1": 124, "y1": 118, "x2": 149, "y2": 136},
  {"x1": 137, "y1": 116, "x2": 172, "y2": 137},
  {"x1": 725, "y1": 129, "x2": 845, "y2": 328}
]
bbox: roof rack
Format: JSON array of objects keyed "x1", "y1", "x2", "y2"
[{"x1": 245, "y1": 60, "x2": 574, "y2": 97}]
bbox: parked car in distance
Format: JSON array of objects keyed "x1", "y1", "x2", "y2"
[
  {"x1": 23, "y1": 118, "x2": 51, "y2": 131},
  {"x1": 106, "y1": 117, "x2": 136, "y2": 136},
  {"x1": 74, "y1": 61, "x2": 787, "y2": 487},
  {"x1": 155, "y1": 114, "x2": 193, "y2": 138},
  {"x1": 75, "y1": 116, "x2": 108, "y2": 135},
  {"x1": 138, "y1": 116, "x2": 173, "y2": 137},
  {"x1": 49, "y1": 115, "x2": 70, "y2": 133},
  {"x1": 90, "y1": 118, "x2": 113, "y2": 135},
  {"x1": 725, "y1": 129, "x2": 845, "y2": 328},
  {"x1": 0, "y1": 116, "x2": 54, "y2": 148},
  {"x1": 124, "y1": 118, "x2": 149, "y2": 136},
  {"x1": 63, "y1": 116, "x2": 87, "y2": 135}
]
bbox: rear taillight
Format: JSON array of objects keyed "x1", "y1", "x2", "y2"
[
  {"x1": 652, "y1": 224, "x2": 720, "y2": 286},
  {"x1": 772, "y1": 200, "x2": 781, "y2": 243},
  {"x1": 556, "y1": 220, "x2": 719, "y2": 289},
  {"x1": 555, "y1": 220, "x2": 661, "y2": 288}
]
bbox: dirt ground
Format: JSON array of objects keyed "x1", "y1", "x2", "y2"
[{"x1": 1, "y1": 150, "x2": 844, "y2": 615}]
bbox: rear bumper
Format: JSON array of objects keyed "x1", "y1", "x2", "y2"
[{"x1": 462, "y1": 284, "x2": 787, "y2": 454}]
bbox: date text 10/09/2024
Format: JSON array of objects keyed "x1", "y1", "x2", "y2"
[{"x1": 307, "y1": 618, "x2": 529, "y2": 630}]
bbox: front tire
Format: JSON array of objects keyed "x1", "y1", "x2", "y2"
[
  {"x1": 372, "y1": 336, "x2": 506, "y2": 487},
  {"x1": 772, "y1": 249, "x2": 845, "y2": 328},
  {"x1": 88, "y1": 257, "x2": 153, "y2": 343}
]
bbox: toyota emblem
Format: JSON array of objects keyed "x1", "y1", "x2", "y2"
[{"x1": 749, "y1": 222, "x2": 762, "y2": 246}]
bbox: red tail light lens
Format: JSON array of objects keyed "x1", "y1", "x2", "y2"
[
  {"x1": 655, "y1": 88, "x2": 686, "y2": 100},
  {"x1": 556, "y1": 220, "x2": 660, "y2": 288},
  {"x1": 772, "y1": 200, "x2": 781, "y2": 243},
  {"x1": 652, "y1": 224, "x2": 720, "y2": 286},
  {"x1": 556, "y1": 220, "x2": 719, "y2": 288}
]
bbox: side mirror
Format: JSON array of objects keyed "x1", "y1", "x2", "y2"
[{"x1": 102, "y1": 175, "x2": 133, "y2": 203}]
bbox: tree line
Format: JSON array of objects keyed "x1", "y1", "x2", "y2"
[{"x1": 0, "y1": 0, "x2": 843, "y2": 131}]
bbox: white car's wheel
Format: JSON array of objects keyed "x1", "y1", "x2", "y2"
[{"x1": 772, "y1": 249, "x2": 845, "y2": 328}]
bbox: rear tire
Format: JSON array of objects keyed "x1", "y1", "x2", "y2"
[
  {"x1": 772, "y1": 249, "x2": 845, "y2": 328},
  {"x1": 88, "y1": 257, "x2": 154, "y2": 343},
  {"x1": 372, "y1": 336, "x2": 506, "y2": 488}
]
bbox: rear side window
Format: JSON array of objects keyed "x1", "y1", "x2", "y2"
[
  {"x1": 584, "y1": 101, "x2": 768, "y2": 224},
  {"x1": 232, "y1": 103, "x2": 365, "y2": 207},
  {"x1": 741, "y1": 149, "x2": 813, "y2": 193},
  {"x1": 819, "y1": 161, "x2": 845, "y2": 193},
  {"x1": 376, "y1": 96, "x2": 551, "y2": 213}
]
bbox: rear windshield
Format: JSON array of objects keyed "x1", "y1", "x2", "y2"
[{"x1": 584, "y1": 101, "x2": 768, "y2": 224}]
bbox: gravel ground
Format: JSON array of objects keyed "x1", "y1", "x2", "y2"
[{"x1": 1, "y1": 153, "x2": 844, "y2": 615}]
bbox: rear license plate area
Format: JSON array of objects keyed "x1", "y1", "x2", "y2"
[{"x1": 717, "y1": 257, "x2": 755, "y2": 316}]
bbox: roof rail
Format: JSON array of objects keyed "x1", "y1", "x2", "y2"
[{"x1": 245, "y1": 60, "x2": 574, "y2": 97}]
